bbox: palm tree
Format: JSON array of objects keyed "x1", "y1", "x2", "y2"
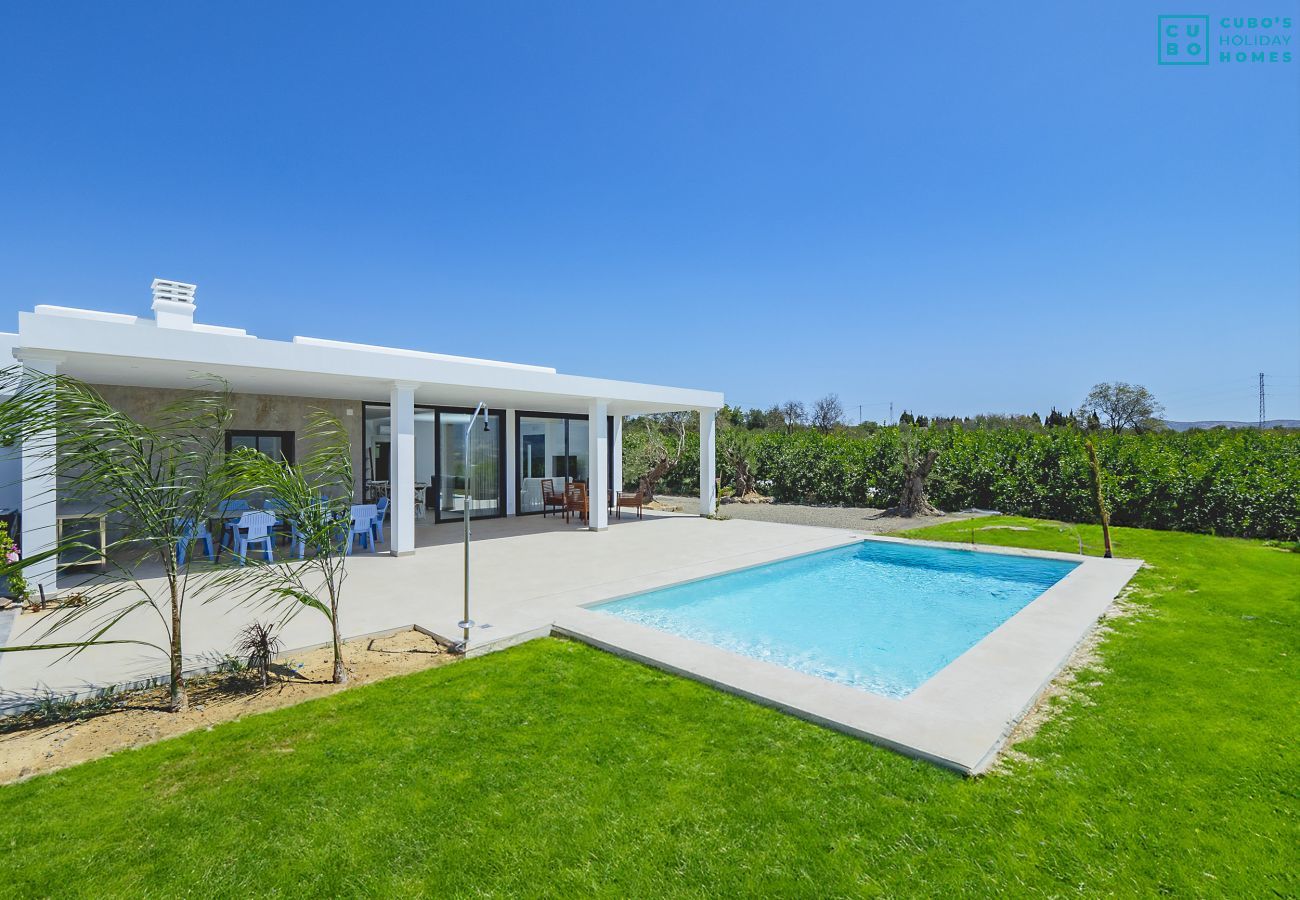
[
  {"x1": 220, "y1": 410, "x2": 355, "y2": 683},
  {"x1": 0, "y1": 368, "x2": 238, "y2": 711}
]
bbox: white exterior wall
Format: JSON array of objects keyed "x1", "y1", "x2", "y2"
[
  {"x1": 19, "y1": 356, "x2": 59, "y2": 595},
  {"x1": 588, "y1": 400, "x2": 609, "y2": 531},
  {"x1": 699, "y1": 409, "x2": 717, "y2": 516},
  {"x1": 390, "y1": 383, "x2": 416, "y2": 555},
  {"x1": 504, "y1": 409, "x2": 517, "y2": 516},
  {"x1": 611, "y1": 415, "x2": 623, "y2": 493}
]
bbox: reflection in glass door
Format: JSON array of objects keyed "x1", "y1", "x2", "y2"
[
  {"x1": 517, "y1": 415, "x2": 567, "y2": 514},
  {"x1": 435, "y1": 408, "x2": 504, "y2": 522},
  {"x1": 567, "y1": 418, "x2": 589, "y2": 484},
  {"x1": 362, "y1": 402, "x2": 435, "y2": 519},
  {"x1": 516, "y1": 413, "x2": 609, "y2": 514}
]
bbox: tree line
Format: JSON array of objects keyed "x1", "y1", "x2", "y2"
[
  {"x1": 625, "y1": 392, "x2": 1298, "y2": 541},
  {"x1": 721, "y1": 382, "x2": 1173, "y2": 436}
]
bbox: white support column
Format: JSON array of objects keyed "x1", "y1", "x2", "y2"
[
  {"x1": 611, "y1": 414, "x2": 624, "y2": 494},
  {"x1": 587, "y1": 399, "x2": 609, "y2": 531},
  {"x1": 389, "y1": 382, "x2": 417, "y2": 556},
  {"x1": 504, "y1": 409, "x2": 517, "y2": 516},
  {"x1": 699, "y1": 408, "x2": 717, "y2": 517},
  {"x1": 18, "y1": 355, "x2": 60, "y2": 595}
]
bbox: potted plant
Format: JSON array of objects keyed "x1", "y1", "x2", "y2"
[{"x1": 0, "y1": 521, "x2": 30, "y2": 608}]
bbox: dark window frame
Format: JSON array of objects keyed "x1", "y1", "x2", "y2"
[{"x1": 225, "y1": 429, "x2": 295, "y2": 465}]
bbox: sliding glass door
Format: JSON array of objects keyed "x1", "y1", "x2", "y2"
[
  {"x1": 517, "y1": 415, "x2": 565, "y2": 514},
  {"x1": 434, "y1": 408, "x2": 505, "y2": 523},
  {"x1": 515, "y1": 413, "x2": 609, "y2": 515}
]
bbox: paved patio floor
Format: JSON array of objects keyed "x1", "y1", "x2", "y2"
[
  {"x1": 1, "y1": 512, "x2": 1143, "y2": 773},
  {"x1": 1, "y1": 511, "x2": 859, "y2": 708}
]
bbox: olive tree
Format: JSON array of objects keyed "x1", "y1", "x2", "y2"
[
  {"x1": 719, "y1": 426, "x2": 759, "y2": 498},
  {"x1": 888, "y1": 426, "x2": 941, "y2": 517},
  {"x1": 626, "y1": 412, "x2": 691, "y2": 503}
]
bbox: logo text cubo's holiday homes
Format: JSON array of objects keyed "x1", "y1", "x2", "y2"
[{"x1": 1159, "y1": 15, "x2": 1294, "y2": 66}]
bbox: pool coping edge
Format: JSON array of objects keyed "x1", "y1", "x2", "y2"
[{"x1": 556, "y1": 537, "x2": 1143, "y2": 775}]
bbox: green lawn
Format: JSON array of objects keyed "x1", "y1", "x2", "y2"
[{"x1": 2, "y1": 519, "x2": 1296, "y2": 896}]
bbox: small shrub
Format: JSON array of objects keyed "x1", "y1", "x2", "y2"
[
  {"x1": 235, "y1": 622, "x2": 283, "y2": 688},
  {"x1": 31, "y1": 691, "x2": 79, "y2": 722},
  {"x1": 215, "y1": 654, "x2": 247, "y2": 675}
]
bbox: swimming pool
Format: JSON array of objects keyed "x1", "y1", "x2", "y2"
[{"x1": 593, "y1": 540, "x2": 1078, "y2": 699}]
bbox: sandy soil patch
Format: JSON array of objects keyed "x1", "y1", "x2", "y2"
[{"x1": 0, "y1": 629, "x2": 453, "y2": 784}]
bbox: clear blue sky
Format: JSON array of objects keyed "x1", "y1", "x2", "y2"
[{"x1": 2, "y1": 2, "x2": 1297, "y2": 422}]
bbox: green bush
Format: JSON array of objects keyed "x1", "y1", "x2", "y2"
[{"x1": 624, "y1": 425, "x2": 1300, "y2": 540}]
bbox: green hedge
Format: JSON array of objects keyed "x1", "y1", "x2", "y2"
[{"x1": 625, "y1": 426, "x2": 1300, "y2": 540}]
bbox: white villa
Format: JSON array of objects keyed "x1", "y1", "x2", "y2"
[
  {"x1": 0, "y1": 280, "x2": 1143, "y2": 775},
  {"x1": 1, "y1": 279, "x2": 723, "y2": 596}
]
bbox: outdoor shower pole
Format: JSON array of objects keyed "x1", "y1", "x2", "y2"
[{"x1": 460, "y1": 402, "x2": 489, "y2": 648}]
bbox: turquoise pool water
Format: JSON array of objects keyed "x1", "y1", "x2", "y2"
[{"x1": 594, "y1": 541, "x2": 1078, "y2": 698}]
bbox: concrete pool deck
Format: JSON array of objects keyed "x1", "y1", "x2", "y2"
[
  {"x1": 1, "y1": 512, "x2": 856, "y2": 707},
  {"x1": 555, "y1": 536, "x2": 1142, "y2": 775},
  {"x1": 2, "y1": 514, "x2": 1141, "y2": 774}
]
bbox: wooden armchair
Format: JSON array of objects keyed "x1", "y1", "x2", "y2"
[
  {"x1": 540, "y1": 479, "x2": 565, "y2": 518},
  {"x1": 564, "y1": 481, "x2": 589, "y2": 524},
  {"x1": 616, "y1": 489, "x2": 645, "y2": 520}
]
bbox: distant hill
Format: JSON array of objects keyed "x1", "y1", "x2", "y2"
[{"x1": 1164, "y1": 419, "x2": 1300, "y2": 432}]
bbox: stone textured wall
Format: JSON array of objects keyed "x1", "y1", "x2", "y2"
[{"x1": 85, "y1": 384, "x2": 364, "y2": 500}]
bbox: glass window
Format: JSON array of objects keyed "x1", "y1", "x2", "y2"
[
  {"x1": 225, "y1": 430, "x2": 294, "y2": 464},
  {"x1": 363, "y1": 404, "x2": 392, "y2": 502}
]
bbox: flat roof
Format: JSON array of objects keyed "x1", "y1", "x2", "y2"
[{"x1": 5, "y1": 303, "x2": 722, "y2": 415}]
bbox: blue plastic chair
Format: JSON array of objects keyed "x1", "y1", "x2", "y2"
[
  {"x1": 371, "y1": 496, "x2": 389, "y2": 545},
  {"x1": 288, "y1": 518, "x2": 308, "y2": 559},
  {"x1": 219, "y1": 499, "x2": 253, "y2": 552},
  {"x1": 233, "y1": 511, "x2": 277, "y2": 565},
  {"x1": 345, "y1": 504, "x2": 376, "y2": 555},
  {"x1": 175, "y1": 517, "x2": 214, "y2": 565},
  {"x1": 285, "y1": 499, "x2": 335, "y2": 559}
]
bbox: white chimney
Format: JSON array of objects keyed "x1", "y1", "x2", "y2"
[{"x1": 151, "y1": 278, "x2": 197, "y2": 329}]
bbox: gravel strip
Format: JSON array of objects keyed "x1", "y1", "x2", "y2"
[{"x1": 656, "y1": 496, "x2": 993, "y2": 533}]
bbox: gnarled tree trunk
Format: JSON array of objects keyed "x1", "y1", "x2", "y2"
[
  {"x1": 732, "y1": 454, "x2": 757, "y2": 498},
  {"x1": 892, "y1": 448, "x2": 940, "y2": 517},
  {"x1": 637, "y1": 415, "x2": 687, "y2": 503},
  {"x1": 638, "y1": 455, "x2": 675, "y2": 503},
  {"x1": 727, "y1": 450, "x2": 765, "y2": 500}
]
